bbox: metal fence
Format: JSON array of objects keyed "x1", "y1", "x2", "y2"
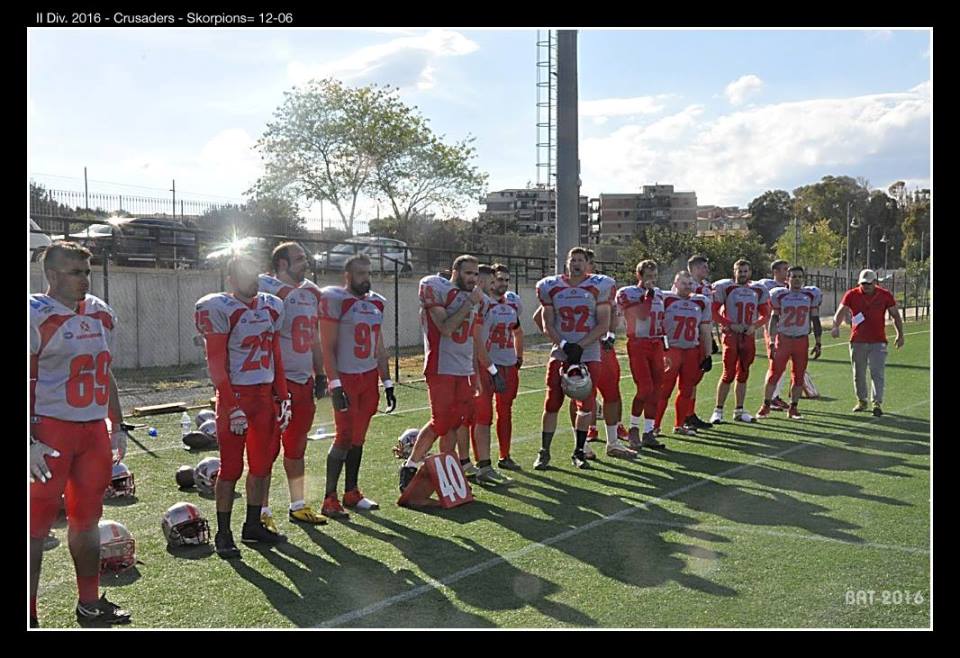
[{"x1": 31, "y1": 187, "x2": 230, "y2": 219}]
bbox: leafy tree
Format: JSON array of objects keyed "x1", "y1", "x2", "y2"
[
  {"x1": 774, "y1": 218, "x2": 843, "y2": 268},
  {"x1": 746, "y1": 190, "x2": 792, "y2": 248}
]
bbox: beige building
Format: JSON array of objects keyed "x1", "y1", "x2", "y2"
[
  {"x1": 590, "y1": 185, "x2": 697, "y2": 243},
  {"x1": 696, "y1": 205, "x2": 750, "y2": 237},
  {"x1": 481, "y1": 186, "x2": 590, "y2": 241}
]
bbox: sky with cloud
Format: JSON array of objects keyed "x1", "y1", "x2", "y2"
[{"x1": 28, "y1": 28, "x2": 931, "y2": 225}]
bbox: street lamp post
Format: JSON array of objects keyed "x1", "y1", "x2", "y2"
[
  {"x1": 880, "y1": 234, "x2": 888, "y2": 273},
  {"x1": 866, "y1": 224, "x2": 872, "y2": 270},
  {"x1": 847, "y1": 204, "x2": 859, "y2": 288}
]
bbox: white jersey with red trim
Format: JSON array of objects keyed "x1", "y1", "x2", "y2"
[
  {"x1": 693, "y1": 278, "x2": 713, "y2": 299},
  {"x1": 616, "y1": 285, "x2": 666, "y2": 340},
  {"x1": 482, "y1": 290, "x2": 523, "y2": 367},
  {"x1": 536, "y1": 274, "x2": 609, "y2": 363},
  {"x1": 662, "y1": 293, "x2": 711, "y2": 349},
  {"x1": 756, "y1": 278, "x2": 788, "y2": 294},
  {"x1": 589, "y1": 274, "x2": 618, "y2": 331},
  {"x1": 258, "y1": 274, "x2": 322, "y2": 384},
  {"x1": 770, "y1": 286, "x2": 823, "y2": 337},
  {"x1": 194, "y1": 292, "x2": 284, "y2": 386},
  {"x1": 712, "y1": 279, "x2": 770, "y2": 327},
  {"x1": 319, "y1": 286, "x2": 386, "y2": 375},
  {"x1": 419, "y1": 275, "x2": 478, "y2": 376},
  {"x1": 30, "y1": 294, "x2": 117, "y2": 422}
]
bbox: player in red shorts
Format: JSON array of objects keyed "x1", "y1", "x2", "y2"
[
  {"x1": 196, "y1": 254, "x2": 291, "y2": 558},
  {"x1": 30, "y1": 241, "x2": 132, "y2": 626}
]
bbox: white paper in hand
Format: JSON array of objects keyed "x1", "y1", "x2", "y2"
[{"x1": 851, "y1": 312, "x2": 865, "y2": 327}]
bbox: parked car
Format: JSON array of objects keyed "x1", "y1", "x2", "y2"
[
  {"x1": 108, "y1": 217, "x2": 198, "y2": 268},
  {"x1": 314, "y1": 237, "x2": 412, "y2": 273},
  {"x1": 29, "y1": 218, "x2": 52, "y2": 262}
]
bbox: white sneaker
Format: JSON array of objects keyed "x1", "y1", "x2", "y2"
[
  {"x1": 734, "y1": 410, "x2": 756, "y2": 423},
  {"x1": 709, "y1": 409, "x2": 724, "y2": 424},
  {"x1": 582, "y1": 443, "x2": 597, "y2": 460},
  {"x1": 605, "y1": 441, "x2": 637, "y2": 460},
  {"x1": 353, "y1": 496, "x2": 379, "y2": 511}
]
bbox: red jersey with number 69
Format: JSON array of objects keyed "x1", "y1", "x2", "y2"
[
  {"x1": 30, "y1": 293, "x2": 118, "y2": 422},
  {"x1": 258, "y1": 274, "x2": 322, "y2": 384},
  {"x1": 319, "y1": 286, "x2": 386, "y2": 374},
  {"x1": 195, "y1": 292, "x2": 284, "y2": 386}
]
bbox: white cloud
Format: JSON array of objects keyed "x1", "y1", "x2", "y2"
[
  {"x1": 287, "y1": 29, "x2": 478, "y2": 91},
  {"x1": 724, "y1": 74, "x2": 764, "y2": 106},
  {"x1": 581, "y1": 84, "x2": 931, "y2": 207},
  {"x1": 866, "y1": 30, "x2": 894, "y2": 41},
  {"x1": 581, "y1": 95, "x2": 674, "y2": 119}
]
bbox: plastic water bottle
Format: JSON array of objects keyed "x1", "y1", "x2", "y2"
[{"x1": 181, "y1": 412, "x2": 192, "y2": 437}]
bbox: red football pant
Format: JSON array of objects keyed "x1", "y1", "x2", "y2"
[
  {"x1": 426, "y1": 373, "x2": 476, "y2": 436},
  {"x1": 544, "y1": 359, "x2": 600, "y2": 413},
  {"x1": 720, "y1": 332, "x2": 757, "y2": 384},
  {"x1": 333, "y1": 369, "x2": 380, "y2": 450},
  {"x1": 596, "y1": 346, "x2": 622, "y2": 404},
  {"x1": 474, "y1": 365, "x2": 520, "y2": 459},
  {"x1": 216, "y1": 384, "x2": 280, "y2": 481},
  {"x1": 279, "y1": 378, "x2": 315, "y2": 460},
  {"x1": 765, "y1": 334, "x2": 810, "y2": 388},
  {"x1": 30, "y1": 417, "x2": 112, "y2": 538},
  {"x1": 656, "y1": 348, "x2": 705, "y2": 428},
  {"x1": 627, "y1": 338, "x2": 665, "y2": 418}
]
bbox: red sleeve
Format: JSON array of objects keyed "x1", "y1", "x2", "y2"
[
  {"x1": 755, "y1": 302, "x2": 771, "y2": 326},
  {"x1": 712, "y1": 301, "x2": 731, "y2": 327},
  {"x1": 272, "y1": 335, "x2": 289, "y2": 400},
  {"x1": 204, "y1": 334, "x2": 236, "y2": 406},
  {"x1": 30, "y1": 355, "x2": 38, "y2": 419},
  {"x1": 840, "y1": 289, "x2": 853, "y2": 307}
]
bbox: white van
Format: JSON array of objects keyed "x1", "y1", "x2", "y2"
[{"x1": 29, "y1": 219, "x2": 52, "y2": 262}]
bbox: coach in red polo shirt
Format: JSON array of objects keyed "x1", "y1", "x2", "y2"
[{"x1": 830, "y1": 269, "x2": 904, "y2": 417}]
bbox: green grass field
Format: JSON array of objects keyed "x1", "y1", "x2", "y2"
[{"x1": 35, "y1": 320, "x2": 930, "y2": 628}]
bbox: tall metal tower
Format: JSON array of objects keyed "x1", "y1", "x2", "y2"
[{"x1": 536, "y1": 30, "x2": 557, "y2": 189}]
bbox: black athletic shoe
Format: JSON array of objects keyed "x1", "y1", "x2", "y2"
[
  {"x1": 685, "y1": 414, "x2": 713, "y2": 430},
  {"x1": 497, "y1": 456, "x2": 522, "y2": 471},
  {"x1": 872, "y1": 403, "x2": 883, "y2": 417},
  {"x1": 641, "y1": 431, "x2": 667, "y2": 450},
  {"x1": 571, "y1": 450, "x2": 590, "y2": 469},
  {"x1": 76, "y1": 595, "x2": 131, "y2": 626},
  {"x1": 215, "y1": 531, "x2": 241, "y2": 559},
  {"x1": 399, "y1": 465, "x2": 417, "y2": 492},
  {"x1": 241, "y1": 522, "x2": 286, "y2": 544},
  {"x1": 533, "y1": 449, "x2": 551, "y2": 470}
]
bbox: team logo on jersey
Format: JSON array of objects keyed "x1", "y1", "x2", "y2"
[
  {"x1": 30, "y1": 298, "x2": 48, "y2": 310},
  {"x1": 63, "y1": 332, "x2": 74, "y2": 339},
  {"x1": 80, "y1": 320, "x2": 91, "y2": 332}
]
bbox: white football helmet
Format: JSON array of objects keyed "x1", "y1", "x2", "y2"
[
  {"x1": 98, "y1": 520, "x2": 136, "y2": 573},
  {"x1": 103, "y1": 462, "x2": 136, "y2": 499},
  {"x1": 161, "y1": 502, "x2": 211, "y2": 547},
  {"x1": 393, "y1": 428, "x2": 420, "y2": 460},
  {"x1": 198, "y1": 419, "x2": 217, "y2": 437},
  {"x1": 194, "y1": 457, "x2": 220, "y2": 495},
  {"x1": 560, "y1": 363, "x2": 593, "y2": 401},
  {"x1": 195, "y1": 409, "x2": 216, "y2": 427}
]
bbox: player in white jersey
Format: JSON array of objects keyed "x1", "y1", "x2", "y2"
[
  {"x1": 709, "y1": 259, "x2": 771, "y2": 424},
  {"x1": 755, "y1": 259, "x2": 792, "y2": 411},
  {"x1": 617, "y1": 260, "x2": 669, "y2": 450},
  {"x1": 471, "y1": 263, "x2": 524, "y2": 477},
  {"x1": 195, "y1": 255, "x2": 291, "y2": 558},
  {"x1": 533, "y1": 248, "x2": 612, "y2": 471},
  {"x1": 30, "y1": 242, "x2": 132, "y2": 627},
  {"x1": 654, "y1": 271, "x2": 713, "y2": 436},
  {"x1": 757, "y1": 266, "x2": 823, "y2": 420},
  {"x1": 256, "y1": 242, "x2": 328, "y2": 529},
  {"x1": 399, "y1": 256, "x2": 484, "y2": 492},
  {"x1": 318, "y1": 254, "x2": 393, "y2": 516},
  {"x1": 684, "y1": 254, "x2": 716, "y2": 430}
]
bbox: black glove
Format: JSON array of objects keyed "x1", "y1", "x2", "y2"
[
  {"x1": 492, "y1": 370, "x2": 507, "y2": 394},
  {"x1": 601, "y1": 332, "x2": 616, "y2": 350},
  {"x1": 700, "y1": 356, "x2": 713, "y2": 372},
  {"x1": 562, "y1": 341, "x2": 583, "y2": 364},
  {"x1": 645, "y1": 287, "x2": 655, "y2": 299},
  {"x1": 515, "y1": 356, "x2": 523, "y2": 369},
  {"x1": 314, "y1": 374, "x2": 328, "y2": 399},
  {"x1": 331, "y1": 387, "x2": 350, "y2": 412},
  {"x1": 711, "y1": 338, "x2": 719, "y2": 354},
  {"x1": 384, "y1": 386, "x2": 397, "y2": 413}
]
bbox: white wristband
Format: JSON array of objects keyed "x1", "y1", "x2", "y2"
[
  {"x1": 329, "y1": 378, "x2": 342, "y2": 389},
  {"x1": 382, "y1": 379, "x2": 393, "y2": 389},
  {"x1": 487, "y1": 364, "x2": 499, "y2": 375},
  {"x1": 606, "y1": 331, "x2": 616, "y2": 341},
  {"x1": 560, "y1": 339, "x2": 568, "y2": 349}
]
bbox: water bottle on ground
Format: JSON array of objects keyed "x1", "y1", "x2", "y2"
[{"x1": 181, "y1": 411, "x2": 192, "y2": 437}]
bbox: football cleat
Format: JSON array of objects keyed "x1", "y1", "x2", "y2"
[
  {"x1": 497, "y1": 456, "x2": 521, "y2": 471},
  {"x1": 788, "y1": 406, "x2": 804, "y2": 420},
  {"x1": 586, "y1": 425, "x2": 601, "y2": 442},
  {"x1": 626, "y1": 427, "x2": 643, "y2": 450},
  {"x1": 770, "y1": 397, "x2": 790, "y2": 411},
  {"x1": 571, "y1": 450, "x2": 590, "y2": 469},
  {"x1": 852, "y1": 400, "x2": 869, "y2": 412},
  {"x1": 733, "y1": 410, "x2": 756, "y2": 423},
  {"x1": 605, "y1": 442, "x2": 637, "y2": 460},
  {"x1": 582, "y1": 443, "x2": 597, "y2": 460},
  {"x1": 475, "y1": 465, "x2": 508, "y2": 485},
  {"x1": 617, "y1": 423, "x2": 629, "y2": 440},
  {"x1": 756, "y1": 403, "x2": 772, "y2": 419},
  {"x1": 533, "y1": 449, "x2": 551, "y2": 470},
  {"x1": 260, "y1": 512, "x2": 279, "y2": 535},
  {"x1": 652, "y1": 426, "x2": 662, "y2": 437},
  {"x1": 322, "y1": 494, "x2": 351, "y2": 519},
  {"x1": 709, "y1": 409, "x2": 724, "y2": 424},
  {"x1": 76, "y1": 595, "x2": 131, "y2": 626},
  {"x1": 640, "y1": 432, "x2": 667, "y2": 450},
  {"x1": 872, "y1": 403, "x2": 883, "y2": 417},
  {"x1": 214, "y1": 531, "x2": 241, "y2": 559},
  {"x1": 673, "y1": 425, "x2": 697, "y2": 436},
  {"x1": 462, "y1": 461, "x2": 479, "y2": 478},
  {"x1": 289, "y1": 506, "x2": 328, "y2": 525},
  {"x1": 685, "y1": 414, "x2": 713, "y2": 430},
  {"x1": 398, "y1": 465, "x2": 417, "y2": 492},
  {"x1": 343, "y1": 489, "x2": 379, "y2": 510},
  {"x1": 241, "y1": 522, "x2": 286, "y2": 544}
]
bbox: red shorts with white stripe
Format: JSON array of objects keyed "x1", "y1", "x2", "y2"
[
  {"x1": 595, "y1": 345, "x2": 622, "y2": 403},
  {"x1": 426, "y1": 372, "x2": 476, "y2": 436},
  {"x1": 766, "y1": 334, "x2": 810, "y2": 388},
  {"x1": 280, "y1": 378, "x2": 315, "y2": 460},
  {"x1": 544, "y1": 359, "x2": 600, "y2": 413},
  {"x1": 333, "y1": 369, "x2": 380, "y2": 449},
  {"x1": 720, "y1": 331, "x2": 757, "y2": 384}
]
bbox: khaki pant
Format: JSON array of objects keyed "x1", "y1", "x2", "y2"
[{"x1": 849, "y1": 342, "x2": 887, "y2": 404}]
